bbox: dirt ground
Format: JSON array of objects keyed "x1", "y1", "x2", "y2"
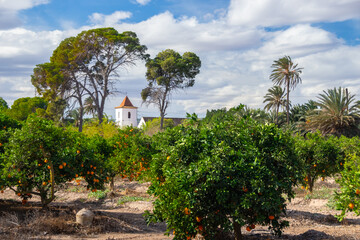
[{"x1": 0, "y1": 178, "x2": 359, "y2": 240}]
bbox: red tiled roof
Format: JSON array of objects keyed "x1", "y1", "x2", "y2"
[{"x1": 115, "y1": 96, "x2": 137, "y2": 109}]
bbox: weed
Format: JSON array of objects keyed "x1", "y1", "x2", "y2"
[{"x1": 117, "y1": 196, "x2": 150, "y2": 205}]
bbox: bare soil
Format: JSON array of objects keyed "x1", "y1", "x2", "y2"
[{"x1": 0, "y1": 178, "x2": 359, "y2": 240}]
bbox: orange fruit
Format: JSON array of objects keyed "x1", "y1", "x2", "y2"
[
  {"x1": 313, "y1": 164, "x2": 317, "y2": 167},
  {"x1": 93, "y1": 166, "x2": 96, "y2": 170},
  {"x1": 59, "y1": 165, "x2": 63, "y2": 169},
  {"x1": 91, "y1": 171, "x2": 94, "y2": 175},
  {"x1": 75, "y1": 174, "x2": 79, "y2": 178},
  {"x1": 321, "y1": 177, "x2": 325, "y2": 181},
  {"x1": 22, "y1": 199, "x2": 27, "y2": 205},
  {"x1": 77, "y1": 150, "x2": 80, "y2": 154},
  {"x1": 356, "y1": 189, "x2": 360, "y2": 195},
  {"x1": 184, "y1": 207, "x2": 190, "y2": 215},
  {"x1": 243, "y1": 187, "x2": 248, "y2": 192},
  {"x1": 349, "y1": 203, "x2": 355, "y2": 209},
  {"x1": 62, "y1": 162, "x2": 66, "y2": 166},
  {"x1": 198, "y1": 225, "x2": 204, "y2": 232},
  {"x1": 246, "y1": 226, "x2": 251, "y2": 231},
  {"x1": 47, "y1": 165, "x2": 51, "y2": 169},
  {"x1": 44, "y1": 159, "x2": 48, "y2": 163},
  {"x1": 42, "y1": 182, "x2": 47, "y2": 186},
  {"x1": 196, "y1": 216, "x2": 202, "y2": 222},
  {"x1": 0, "y1": 190, "x2": 3, "y2": 193},
  {"x1": 38, "y1": 163, "x2": 42, "y2": 167},
  {"x1": 17, "y1": 193, "x2": 21, "y2": 196},
  {"x1": 269, "y1": 215, "x2": 275, "y2": 220},
  {"x1": 0, "y1": 143, "x2": 2, "y2": 146}
]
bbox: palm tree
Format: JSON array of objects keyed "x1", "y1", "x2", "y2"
[
  {"x1": 263, "y1": 86, "x2": 286, "y2": 125},
  {"x1": 84, "y1": 97, "x2": 96, "y2": 117},
  {"x1": 306, "y1": 87, "x2": 360, "y2": 137},
  {"x1": 270, "y1": 56, "x2": 303, "y2": 124}
]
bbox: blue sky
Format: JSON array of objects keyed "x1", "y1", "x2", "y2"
[{"x1": 0, "y1": 0, "x2": 360, "y2": 119}]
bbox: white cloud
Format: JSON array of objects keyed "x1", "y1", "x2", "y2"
[
  {"x1": 228, "y1": 0, "x2": 360, "y2": 27},
  {"x1": 89, "y1": 11, "x2": 132, "y2": 26},
  {"x1": 1, "y1": 3, "x2": 360, "y2": 118},
  {"x1": 135, "y1": 0, "x2": 151, "y2": 6},
  {"x1": 0, "y1": 0, "x2": 49, "y2": 29}
]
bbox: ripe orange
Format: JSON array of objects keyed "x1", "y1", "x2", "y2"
[
  {"x1": 269, "y1": 215, "x2": 275, "y2": 220},
  {"x1": 1, "y1": 190, "x2": 3, "y2": 193},
  {"x1": 196, "y1": 216, "x2": 202, "y2": 222},
  {"x1": 38, "y1": 163, "x2": 42, "y2": 167},
  {"x1": 59, "y1": 165, "x2": 63, "y2": 169},
  {"x1": 17, "y1": 192, "x2": 21, "y2": 196},
  {"x1": 91, "y1": 171, "x2": 94, "y2": 175},
  {"x1": 198, "y1": 225, "x2": 204, "y2": 232},
  {"x1": 93, "y1": 166, "x2": 96, "y2": 170},
  {"x1": 356, "y1": 189, "x2": 360, "y2": 195},
  {"x1": 184, "y1": 207, "x2": 190, "y2": 215},
  {"x1": 77, "y1": 150, "x2": 80, "y2": 154},
  {"x1": 321, "y1": 177, "x2": 325, "y2": 181},
  {"x1": 0, "y1": 143, "x2": 2, "y2": 147},
  {"x1": 75, "y1": 174, "x2": 79, "y2": 178},
  {"x1": 246, "y1": 226, "x2": 251, "y2": 231},
  {"x1": 62, "y1": 162, "x2": 66, "y2": 167},
  {"x1": 349, "y1": 203, "x2": 355, "y2": 209},
  {"x1": 44, "y1": 159, "x2": 48, "y2": 163},
  {"x1": 42, "y1": 182, "x2": 47, "y2": 186}
]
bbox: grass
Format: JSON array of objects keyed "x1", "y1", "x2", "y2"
[
  {"x1": 117, "y1": 196, "x2": 151, "y2": 205},
  {"x1": 88, "y1": 189, "x2": 110, "y2": 200},
  {"x1": 304, "y1": 186, "x2": 334, "y2": 200}
]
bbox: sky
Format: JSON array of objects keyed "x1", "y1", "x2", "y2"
[{"x1": 0, "y1": 0, "x2": 360, "y2": 119}]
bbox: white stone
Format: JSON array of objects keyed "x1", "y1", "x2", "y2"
[{"x1": 76, "y1": 208, "x2": 94, "y2": 227}]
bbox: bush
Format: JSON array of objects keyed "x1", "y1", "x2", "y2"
[
  {"x1": 333, "y1": 136, "x2": 360, "y2": 221},
  {"x1": 1, "y1": 116, "x2": 109, "y2": 206},
  {"x1": 295, "y1": 132, "x2": 344, "y2": 192},
  {"x1": 107, "y1": 127, "x2": 153, "y2": 187},
  {"x1": 146, "y1": 111, "x2": 303, "y2": 240}
]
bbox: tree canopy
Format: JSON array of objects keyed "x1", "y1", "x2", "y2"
[
  {"x1": 32, "y1": 28, "x2": 148, "y2": 130},
  {"x1": 141, "y1": 49, "x2": 201, "y2": 129},
  {"x1": 270, "y1": 56, "x2": 303, "y2": 124}
]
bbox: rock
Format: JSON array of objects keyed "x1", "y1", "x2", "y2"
[{"x1": 76, "y1": 208, "x2": 94, "y2": 227}]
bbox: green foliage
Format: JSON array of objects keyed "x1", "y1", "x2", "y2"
[
  {"x1": 117, "y1": 195, "x2": 151, "y2": 205},
  {"x1": 142, "y1": 49, "x2": 201, "y2": 130},
  {"x1": 0, "y1": 113, "x2": 21, "y2": 153},
  {"x1": 146, "y1": 109, "x2": 302, "y2": 239},
  {"x1": 295, "y1": 132, "x2": 344, "y2": 192},
  {"x1": 0, "y1": 116, "x2": 109, "y2": 206},
  {"x1": 108, "y1": 127, "x2": 153, "y2": 181},
  {"x1": 7, "y1": 97, "x2": 47, "y2": 121},
  {"x1": 0, "y1": 97, "x2": 8, "y2": 111},
  {"x1": 270, "y1": 56, "x2": 303, "y2": 124},
  {"x1": 88, "y1": 189, "x2": 109, "y2": 200},
  {"x1": 306, "y1": 87, "x2": 360, "y2": 137},
  {"x1": 263, "y1": 86, "x2": 286, "y2": 125},
  {"x1": 81, "y1": 118, "x2": 119, "y2": 139},
  {"x1": 143, "y1": 117, "x2": 174, "y2": 136},
  {"x1": 333, "y1": 136, "x2": 360, "y2": 221}
]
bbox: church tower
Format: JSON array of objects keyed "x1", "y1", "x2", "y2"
[{"x1": 115, "y1": 96, "x2": 138, "y2": 127}]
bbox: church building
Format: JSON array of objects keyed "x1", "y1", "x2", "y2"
[{"x1": 115, "y1": 96, "x2": 138, "y2": 127}]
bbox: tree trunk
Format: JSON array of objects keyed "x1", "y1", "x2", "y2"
[
  {"x1": 78, "y1": 106, "x2": 84, "y2": 132},
  {"x1": 286, "y1": 79, "x2": 290, "y2": 125},
  {"x1": 160, "y1": 112, "x2": 164, "y2": 130},
  {"x1": 110, "y1": 177, "x2": 115, "y2": 192},
  {"x1": 233, "y1": 221, "x2": 242, "y2": 240}
]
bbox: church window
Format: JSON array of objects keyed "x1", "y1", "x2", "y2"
[{"x1": 128, "y1": 112, "x2": 131, "y2": 118}]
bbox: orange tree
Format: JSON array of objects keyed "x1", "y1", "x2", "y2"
[
  {"x1": 333, "y1": 136, "x2": 360, "y2": 221},
  {"x1": 294, "y1": 132, "x2": 344, "y2": 192},
  {"x1": 1, "y1": 116, "x2": 108, "y2": 206},
  {"x1": 145, "y1": 110, "x2": 303, "y2": 240},
  {"x1": 107, "y1": 127, "x2": 153, "y2": 189}
]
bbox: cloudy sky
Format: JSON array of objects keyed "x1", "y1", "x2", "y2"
[{"x1": 0, "y1": 0, "x2": 360, "y2": 119}]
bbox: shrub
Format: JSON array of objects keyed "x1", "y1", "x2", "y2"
[
  {"x1": 146, "y1": 111, "x2": 302, "y2": 240},
  {"x1": 333, "y1": 137, "x2": 360, "y2": 221},
  {"x1": 1, "y1": 116, "x2": 108, "y2": 206},
  {"x1": 295, "y1": 132, "x2": 344, "y2": 192},
  {"x1": 107, "y1": 127, "x2": 153, "y2": 188}
]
